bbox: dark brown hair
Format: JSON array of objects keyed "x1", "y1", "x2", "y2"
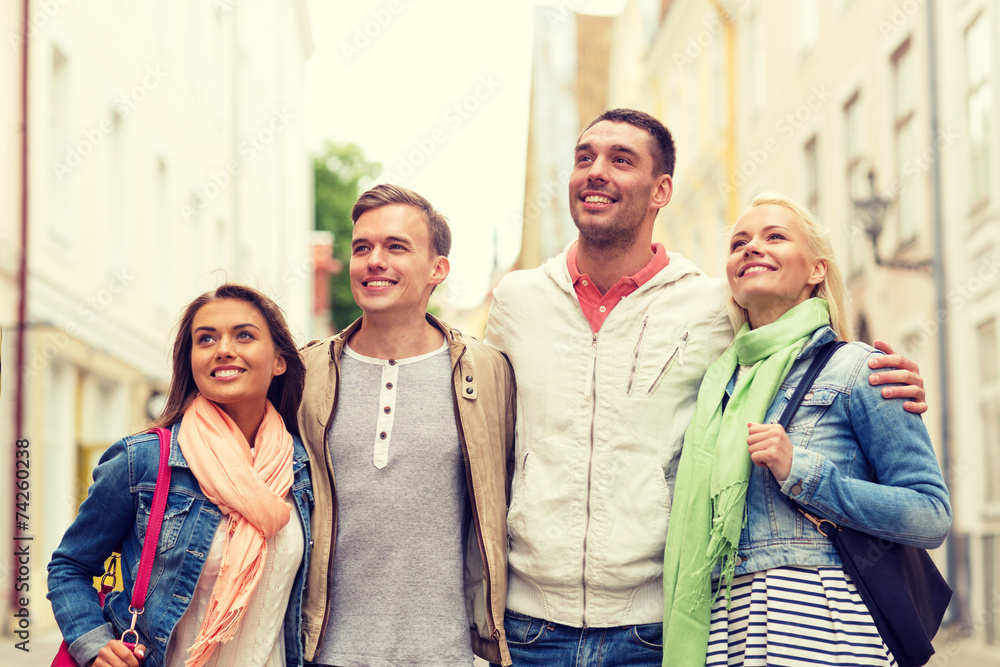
[
  {"x1": 150, "y1": 284, "x2": 304, "y2": 437},
  {"x1": 582, "y1": 108, "x2": 677, "y2": 177},
  {"x1": 351, "y1": 183, "x2": 452, "y2": 257}
]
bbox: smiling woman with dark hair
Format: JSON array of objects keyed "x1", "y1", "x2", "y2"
[
  {"x1": 662, "y1": 194, "x2": 951, "y2": 666},
  {"x1": 47, "y1": 284, "x2": 312, "y2": 667}
]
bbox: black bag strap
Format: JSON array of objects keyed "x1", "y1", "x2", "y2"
[
  {"x1": 775, "y1": 340, "x2": 846, "y2": 429},
  {"x1": 776, "y1": 340, "x2": 847, "y2": 535}
]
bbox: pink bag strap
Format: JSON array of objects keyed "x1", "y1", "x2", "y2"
[{"x1": 121, "y1": 427, "x2": 173, "y2": 643}]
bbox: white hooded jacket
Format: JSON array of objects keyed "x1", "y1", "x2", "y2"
[{"x1": 486, "y1": 247, "x2": 733, "y2": 628}]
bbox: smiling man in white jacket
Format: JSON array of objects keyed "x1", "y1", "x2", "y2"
[{"x1": 485, "y1": 108, "x2": 928, "y2": 667}]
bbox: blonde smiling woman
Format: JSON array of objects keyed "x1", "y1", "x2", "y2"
[{"x1": 662, "y1": 194, "x2": 951, "y2": 667}]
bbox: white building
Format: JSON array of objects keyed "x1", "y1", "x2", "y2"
[{"x1": 1, "y1": 0, "x2": 314, "y2": 633}]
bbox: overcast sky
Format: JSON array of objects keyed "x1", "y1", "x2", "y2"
[{"x1": 303, "y1": 0, "x2": 626, "y2": 308}]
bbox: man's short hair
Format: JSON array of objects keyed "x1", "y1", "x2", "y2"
[
  {"x1": 351, "y1": 184, "x2": 452, "y2": 258},
  {"x1": 582, "y1": 108, "x2": 676, "y2": 177}
]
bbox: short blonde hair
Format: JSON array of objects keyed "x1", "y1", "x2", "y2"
[{"x1": 726, "y1": 192, "x2": 855, "y2": 342}]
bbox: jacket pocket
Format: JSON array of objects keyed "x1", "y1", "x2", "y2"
[
  {"x1": 647, "y1": 331, "x2": 690, "y2": 396},
  {"x1": 135, "y1": 490, "x2": 196, "y2": 554},
  {"x1": 626, "y1": 317, "x2": 650, "y2": 396},
  {"x1": 777, "y1": 386, "x2": 838, "y2": 435}
]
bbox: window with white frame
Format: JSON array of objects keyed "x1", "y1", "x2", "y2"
[
  {"x1": 49, "y1": 44, "x2": 73, "y2": 247},
  {"x1": 153, "y1": 157, "x2": 173, "y2": 312},
  {"x1": 107, "y1": 109, "x2": 131, "y2": 273},
  {"x1": 965, "y1": 13, "x2": 993, "y2": 209},
  {"x1": 892, "y1": 38, "x2": 918, "y2": 245}
]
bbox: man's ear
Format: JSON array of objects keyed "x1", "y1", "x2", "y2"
[
  {"x1": 429, "y1": 256, "x2": 450, "y2": 286},
  {"x1": 650, "y1": 174, "x2": 672, "y2": 210}
]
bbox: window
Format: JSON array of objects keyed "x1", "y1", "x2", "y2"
[
  {"x1": 966, "y1": 14, "x2": 993, "y2": 208},
  {"x1": 44, "y1": 361, "x2": 80, "y2": 542},
  {"x1": 153, "y1": 157, "x2": 173, "y2": 312},
  {"x1": 107, "y1": 110, "x2": 131, "y2": 273},
  {"x1": 805, "y1": 135, "x2": 820, "y2": 214},
  {"x1": 49, "y1": 44, "x2": 73, "y2": 246},
  {"x1": 844, "y1": 93, "x2": 867, "y2": 274},
  {"x1": 892, "y1": 39, "x2": 918, "y2": 244}
]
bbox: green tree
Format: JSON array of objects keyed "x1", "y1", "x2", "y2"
[{"x1": 314, "y1": 141, "x2": 381, "y2": 330}]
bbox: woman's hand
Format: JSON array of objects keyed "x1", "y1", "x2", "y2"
[
  {"x1": 89, "y1": 640, "x2": 146, "y2": 667},
  {"x1": 747, "y1": 422, "x2": 793, "y2": 482}
]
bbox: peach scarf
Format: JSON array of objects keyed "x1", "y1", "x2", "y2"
[{"x1": 177, "y1": 394, "x2": 293, "y2": 667}]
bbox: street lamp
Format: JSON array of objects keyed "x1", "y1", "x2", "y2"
[{"x1": 852, "y1": 170, "x2": 932, "y2": 272}]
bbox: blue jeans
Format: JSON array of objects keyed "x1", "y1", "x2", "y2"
[{"x1": 494, "y1": 610, "x2": 663, "y2": 667}]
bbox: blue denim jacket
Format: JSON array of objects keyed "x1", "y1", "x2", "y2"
[
  {"x1": 722, "y1": 326, "x2": 952, "y2": 579},
  {"x1": 47, "y1": 421, "x2": 313, "y2": 667}
]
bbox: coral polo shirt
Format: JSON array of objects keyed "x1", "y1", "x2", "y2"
[{"x1": 567, "y1": 241, "x2": 670, "y2": 332}]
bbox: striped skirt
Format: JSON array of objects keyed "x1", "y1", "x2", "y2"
[{"x1": 706, "y1": 565, "x2": 896, "y2": 666}]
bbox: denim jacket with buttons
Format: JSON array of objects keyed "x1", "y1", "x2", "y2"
[
  {"x1": 722, "y1": 326, "x2": 952, "y2": 579},
  {"x1": 47, "y1": 420, "x2": 313, "y2": 667}
]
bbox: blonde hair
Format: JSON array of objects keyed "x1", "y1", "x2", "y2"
[{"x1": 726, "y1": 192, "x2": 855, "y2": 342}]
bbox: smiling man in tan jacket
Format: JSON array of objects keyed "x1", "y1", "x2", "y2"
[{"x1": 296, "y1": 184, "x2": 515, "y2": 667}]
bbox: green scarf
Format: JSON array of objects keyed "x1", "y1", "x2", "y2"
[{"x1": 661, "y1": 298, "x2": 831, "y2": 666}]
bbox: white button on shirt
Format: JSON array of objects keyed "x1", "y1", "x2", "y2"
[{"x1": 344, "y1": 340, "x2": 450, "y2": 470}]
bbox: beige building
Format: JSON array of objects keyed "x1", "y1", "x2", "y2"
[
  {"x1": 608, "y1": 0, "x2": 1000, "y2": 648},
  {"x1": 608, "y1": 0, "x2": 738, "y2": 278},
  {"x1": 1, "y1": 0, "x2": 314, "y2": 633},
  {"x1": 517, "y1": 7, "x2": 614, "y2": 273}
]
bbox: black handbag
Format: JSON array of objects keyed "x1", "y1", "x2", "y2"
[{"x1": 776, "y1": 341, "x2": 952, "y2": 667}]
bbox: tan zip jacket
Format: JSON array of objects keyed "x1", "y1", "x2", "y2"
[{"x1": 297, "y1": 314, "x2": 516, "y2": 665}]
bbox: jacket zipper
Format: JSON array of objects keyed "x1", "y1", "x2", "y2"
[
  {"x1": 451, "y1": 344, "x2": 500, "y2": 645},
  {"x1": 319, "y1": 355, "x2": 341, "y2": 646},
  {"x1": 626, "y1": 316, "x2": 649, "y2": 396},
  {"x1": 584, "y1": 332, "x2": 598, "y2": 397},
  {"x1": 648, "y1": 331, "x2": 689, "y2": 395},
  {"x1": 582, "y1": 330, "x2": 599, "y2": 626}
]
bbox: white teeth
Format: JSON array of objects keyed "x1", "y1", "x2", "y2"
[
  {"x1": 743, "y1": 266, "x2": 772, "y2": 276},
  {"x1": 366, "y1": 280, "x2": 394, "y2": 287},
  {"x1": 214, "y1": 369, "x2": 242, "y2": 378},
  {"x1": 585, "y1": 195, "x2": 613, "y2": 204}
]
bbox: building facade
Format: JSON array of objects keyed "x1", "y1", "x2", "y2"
[
  {"x1": 2, "y1": 0, "x2": 314, "y2": 634},
  {"x1": 607, "y1": 0, "x2": 1000, "y2": 646}
]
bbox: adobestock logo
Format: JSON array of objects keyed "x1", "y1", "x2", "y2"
[
  {"x1": 52, "y1": 65, "x2": 168, "y2": 182},
  {"x1": 383, "y1": 75, "x2": 501, "y2": 183},
  {"x1": 181, "y1": 108, "x2": 295, "y2": 222},
  {"x1": 7, "y1": 0, "x2": 73, "y2": 51}
]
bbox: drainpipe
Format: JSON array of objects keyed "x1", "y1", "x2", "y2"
[
  {"x1": 924, "y1": 0, "x2": 959, "y2": 625},
  {"x1": 13, "y1": 0, "x2": 30, "y2": 612}
]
